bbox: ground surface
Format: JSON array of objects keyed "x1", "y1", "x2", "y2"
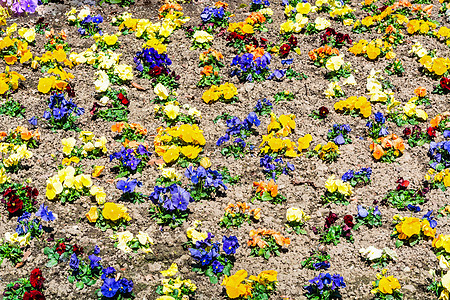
[{"x1": 0, "y1": 0, "x2": 449, "y2": 299}]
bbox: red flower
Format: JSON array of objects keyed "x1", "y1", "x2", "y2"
[
  {"x1": 7, "y1": 196, "x2": 23, "y2": 214},
  {"x1": 288, "y1": 35, "x2": 298, "y2": 47},
  {"x1": 325, "y1": 212, "x2": 338, "y2": 228},
  {"x1": 279, "y1": 44, "x2": 291, "y2": 57},
  {"x1": 343, "y1": 215, "x2": 354, "y2": 228},
  {"x1": 23, "y1": 290, "x2": 45, "y2": 300},
  {"x1": 319, "y1": 106, "x2": 329, "y2": 117},
  {"x1": 427, "y1": 126, "x2": 436, "y2": 137},
  {"x1": 30, "y1": 268, "x2": 45, "y2": 290},
  {"x1": 440, "y1": 77, "x2": 450, "y2": 91},
  {"x1": 118, "y1": 93, "x2": 129, "y2": 106},
  {"x1": 336, "y1": 33, "x2": 345, "y2": 43},
  {"x1": 324, "y1": 27, "x2": 336, "y2": 36},
  {"x1": 72, "y1": 244, "x2": 83, "y2": 256},
  {"x1": 3, "y1": 187, "x2": 14, "y2": 198},
  {"x1": 65, "y1": 84, "x2": 75, "y2": 98},
  {"x1": 55, "y1": 243, "x2": 66, "y2": 255},
  {"x1": 396, "y1": 178, "x2": 409, "y2": 190},
  {"x1": 25, "y1": 187, "x2": 39, "y2": 199},
  {"x1": 149, "y1": 66, "x2": 162, "y2": 76},
  {"x1": 344, "y1": 34, "x2": 352, "y2": 44},
  {"x1": 403, "y1": 127, "x2": 411, "y2": 136},
  {"x1": 342, "y1": 224, "x2": 352, "y2": 237}
]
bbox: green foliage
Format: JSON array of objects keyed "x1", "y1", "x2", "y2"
[
  {"x1": 149, "y1": 204, "x2": 189, "y2": 229},
  {"x1": 383, "y1": 189, "x2": 427, "y2": 209},
  {"x1": 301, "y1": 250, "x2": 331, "y2": 270},
  {"x1": 99, "y1": 0, "x2": 135, "y2": 7},
  {"x1": 252, "y1": 191, "x2": 286, "y2": 205},
  {"x1": 3, "y1": 278, "x2": 35, "y2": 300},
  {"x1": 249, "y1": 235, "x2": 283, "y2": 260},
  {"x1": 68, "y1": 261, "x2": 102, "y2": 290},
  {"x1": 319, "y1": 225, "x2": 353, "y2": 245},
  {"x1": 0, "y1": 99, "x2": 25, "y2": 118},
  {"x1": 0, "y1": 242, "x2": 23, "y2": 266},
  {"x1": 95, "y1": 207, "x2": 129, "y2": 232}
]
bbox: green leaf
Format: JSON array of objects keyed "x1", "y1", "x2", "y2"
[
  {"x1": 209, "y1": 275, "x2": 218, "y2": 284},
  {"x1": 261, "y1": 192, "x2": 272, "y2": 201},
  {"x1": 205, "y1": 267, "x2": 214, "y2": 278},
  {"x1": 43, "y1": 247, "x2": 53, "y2": 256},
  {"x1": 68, "y1": 276, "x2": 75, "y2": 284},
  {"x1": 75, "y1": 281, "x2": 84, "y2": 290},
  {"x1": 46, "y1": 259, "x2": 58, "y2": 268}
]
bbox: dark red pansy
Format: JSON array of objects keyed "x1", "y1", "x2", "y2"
[
  {"x1": 319, "y1": 106, "x2": 329, "y2": 117},
  {"x1": 427, "y1": 126, "x2": 436, "y2": 137},
  {"x1": 343, "y1": 215, "x2": 354, "y2": 228},
  {"x1": 30, "y1": 268, "x2": 45, "y2": 290},
  {"x1": 288, "y1": 35, "x2": 298, "y2": 46},
  {"x1": 23, "y1": 290, "x2": 45, "y2": 300},
  {"x1": 7, "y1": 197, "x2": 23, "y2": 214},
  {"x1": 440, "y1": 77, "x2": 450, "y2": 91},
  {"x1": 72, "y1": 244, "x2": 83, "y2": 256},
  {"x1": 56, "y1": 243, "x2": 66, "y2": 255},
  {"x1": 279, "y1": 44, "x2": 291, "y2": 57}
]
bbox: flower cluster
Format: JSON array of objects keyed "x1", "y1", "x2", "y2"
[
  {"x1": 248, "y1": 228, "x2": 290, "y2": 259},
  {"x1": 98, "y1": 267, "x2": 134, "y2": 299},
  {"x1": 110, "y1": 145, "x2": 152, "y2": 177},
  {"x1": 334, "y1": 96, "x2": 372, "y2": 118},
  {"x1": 3, "y1": 268, "x2": 46, "y2": 300},
  {"x1": 66, "y1": 8, "x2": 103, "y2": 36},
  {"x1": 341, "y1": 167, "x2": 372, "y2": 187},
  {"x1": 385, "y1": 178, "x2": 429, "y2": 210},
  {"x1": 189, "y1": 233, "x2": 239, "y2": 283},
  {"x1": 354, "y1": 205, "x2": 382, "y2": 230},
  {"x1": 360, "y1": 246, "x2": 397, "y2": 269},
  {"x1": 260, "y1": 154, "x2": 294, "y2": 180},
  {"x1": 92, "y1": 89, "x2": 130, "y2": 122},
  {"x1": 220, "y1": 202, "x2": 260, "y2": 228},
  {"x1": 111, "y1": 230, "x2": 153, "y2": 254},
  {"x1": 370, "y1": 134, "x2": 405, "y2": 162},
  {"x1": 156, "y1": 263, "x2": 197, "y2": 300},
  {"x1": 154, "y1": 101, "x2": 201, "y2": 126},
  {"x1": 202, "y1": 82, "x2": 238, "y2": 103},
  {"x1": 154, "y1": 124, "x2": 206, "y2": 165},
  {"x1": 41, "y1": 93, "x2": 84, "y2": 131},
  {"x1": 216, "y1": 112, "x2": 260, "y2": 159},
  {"x1": 301, "y1": 249, "x2": 331, "y2": 271},
  {"x1": 111, "y1": 121, "x2": 147, "y2": 142},
  {"x1": 286, "y1": 207, "x2": 310, "y2": 235},
  {"x1": 252, "y1": 179, "x2": 285, "y2": 204},
  {"x1": 323, "y1": 175, "x2": 353, "y2": 205},
  {"x1": 86, "y1": 202, "x2": 132, "y2": 231},
  {"x1": 349, "y1": 38, "x2": 395, "y2": 60},
  {"x1": 61, "y1": 132, "x2": 107, "y2": 161},
  {"x1": 230, "y1": 52, "x2": 271, "y2": 82},
  {"x1": 392, "y1": 214, "x2": 436, "y2": 247},
  {"x1": 134, "y1": 47, "x2": 179, "y2": 90},
  {"x1": 149, "y1": 183, "x2": 193, "y2": 228},
  {"x1": 304, "y1": 273, "x2": 346, "y2": 299},
  {"x1": 327, "y1": 124, "x2": 352, "y2": 146},
  {"x1": 185, "y1": 165, "x2": 227, "y2": 201},
  {"x1": 318, "y1": 212, "x2": 354, "y2": 245},
  {"x1": 0, "y1": 143, "x2": 33, "y2": 172},
  {"x1": 309, "y1": 142, "x2": 340, "y2": 163},
  {"x1": 0, "y1": 67, "x2": 26, "y2": 95},
  {"x1": 221, "y1": 269, "x2": 277, "y2": 299}
]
